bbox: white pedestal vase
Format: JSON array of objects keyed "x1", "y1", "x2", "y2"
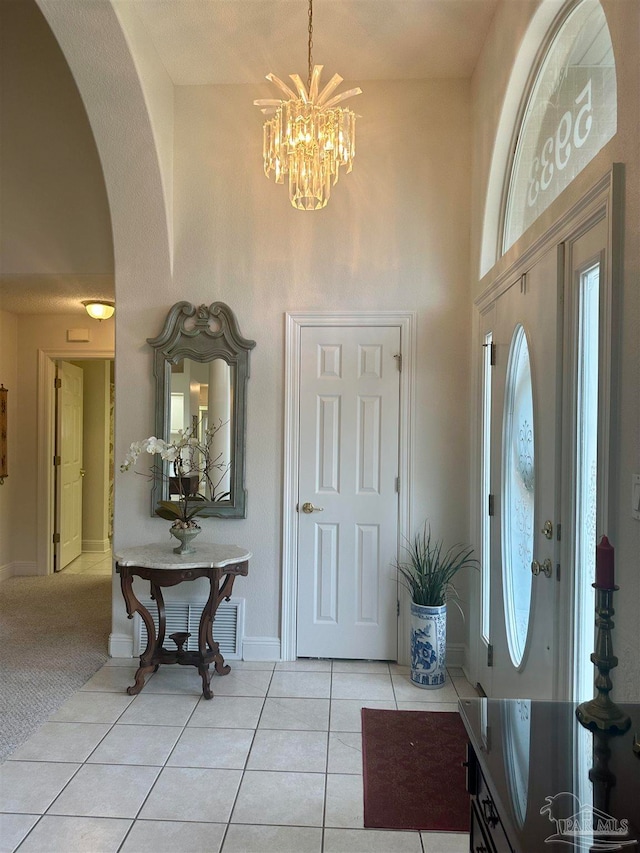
[
  {"x1": 170, "y1": 525, "x2": 201, "y2": 555},
  {"x1": 410, "y1": 601, "x2": 447, "y2": 688}
]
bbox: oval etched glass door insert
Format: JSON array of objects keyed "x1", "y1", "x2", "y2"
[{"x1": 502, "y1": 324, "x2": 535, "y2": 667}]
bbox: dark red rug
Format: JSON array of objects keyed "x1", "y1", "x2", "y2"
[{"x1": 361, "y1": 708, "x2": 470, "y2": 832}]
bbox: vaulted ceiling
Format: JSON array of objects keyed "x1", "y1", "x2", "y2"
[
  {"x1": 0, "y1": 0, "x2": 498, "y2": 314},
  {"x1": 129, "y1": 0, "x2": 498, "y2": 84}
]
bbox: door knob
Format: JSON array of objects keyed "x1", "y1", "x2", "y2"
[
  {"x1": 301, "y1": 502, "x2": 324, "y2": 514},
  {"x1": 531, "y1": 558, "x2": 552, "y2": 578}
]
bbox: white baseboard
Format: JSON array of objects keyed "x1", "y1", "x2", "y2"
[
  {"x1": 0, "y1": 562, "x2": 13, "y2": 582},
  {"x1": 242, "y1": 636, "x2": 281, "y2": 661},
  {"x1": 12, "y1": 561, "x2": 40, "y2": 577},
  {"x1": 109, "y1": 632, "x2": 134, "y2": 658},
  {"x1": 82, "y1": 539, "x2": 111, "y2": 553},
  {"x1": 446, "y1": 643, "x2": 465, "y2": 669}
]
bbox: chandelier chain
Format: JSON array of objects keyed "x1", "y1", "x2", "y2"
[{"x1": 307, "y1": 0, "x2": 314, "y2": 89}]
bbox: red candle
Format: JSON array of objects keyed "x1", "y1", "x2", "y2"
[{"x1": 595, "y1": 535, "x2": 615, "y2": 588}]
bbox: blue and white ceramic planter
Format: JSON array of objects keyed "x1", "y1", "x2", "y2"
[{"x1": 410, "y1": 601, "x2": 447, "y2": 688}]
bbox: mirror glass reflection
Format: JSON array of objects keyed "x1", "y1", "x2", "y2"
[{"x1": 169, "y1": 359, "x2": 233, "y2": 503}]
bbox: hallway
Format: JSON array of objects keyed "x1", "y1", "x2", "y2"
[
  {"x1": 0, "y1": 659, "x2": 475, "y2": 852},
  {"x1": 58, "y1": 550, "x2": 112, "y2": 577}
]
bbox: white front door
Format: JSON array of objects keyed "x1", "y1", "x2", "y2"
[
  {"x1": 56, "y1": 361, "x2": 84, "y2": 570},
  {"x1": 489, "y1": 247, "x2": 561, "y2": 698},
  {"x1": 296, "y1": 325, "x2": 400, "y2": 659}
]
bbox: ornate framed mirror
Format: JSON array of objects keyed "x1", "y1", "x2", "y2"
[{"x1": 148, "y1": 302, "x2": 255, "y2": 518}]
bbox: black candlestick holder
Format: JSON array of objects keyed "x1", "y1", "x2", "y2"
[{"x1": 576, "y1": 585, "x2": 631, "y2": 734}]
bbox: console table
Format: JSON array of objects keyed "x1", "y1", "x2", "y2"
[
  {"x1": 115, "y1": 543, "x2": 251, "y2": 699},
  {"x1": 459, "y1": 697, "x2": 640, "y2": 852}
]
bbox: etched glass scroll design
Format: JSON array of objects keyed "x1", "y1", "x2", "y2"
[{"x1": 502, "y1": 325, "x2": 535, "y2": 667}]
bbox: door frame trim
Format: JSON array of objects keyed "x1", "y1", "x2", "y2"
[
  {"x1": 37, "y1": 348, "x2": 114, "y2": 576},
  {"x1": 281, "y1": 311, "x2": 416, "y2": 662}
]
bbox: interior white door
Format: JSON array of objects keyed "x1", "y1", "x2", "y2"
[
  {"x1": 56, "y1": 361, "x2": 84, "y2": 570},
  {"x1": 296, "y1": 325, "x2": 400, "y2": 659},
  {"x1": 489, "y1": 247, "x2": 562, "y2": 698}
]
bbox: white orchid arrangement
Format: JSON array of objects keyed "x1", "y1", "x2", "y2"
[{"x1": 121, "y1": 420, "x2": 230, "y2": 528}]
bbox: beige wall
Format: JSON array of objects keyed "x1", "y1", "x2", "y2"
[
  {"x1": 0, "y1": 311, "x2": 18, "y2": 577},
  {"x1": 0, "y1": 0, "x2": 113, "y2": 276},
  {"x1": 13, "y1": 316, "x2": 114, "y2": 568},
  {"x1": 110, "y1": 77, "x2": 473, "y2": 650},
  {"x1": 469, "y1": 0, "x2": 640, "y2": 697},
  {"x1": 32, "y1": 0, "x2": 474, "y2": 660},
  {"x1": 26, "y1": 0, "x2": 638, "y2": 677}
]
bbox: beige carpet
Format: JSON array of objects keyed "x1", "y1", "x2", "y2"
[{"x1": 0, "y1": 572, "x2": 111, "y2": 762}]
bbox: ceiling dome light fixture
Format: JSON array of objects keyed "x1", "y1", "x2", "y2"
[
  {"x1": 254, "y1": 0, "x2": 362, "y2": 210},
  {"x1": 82, "y1": 300, "x2": 115, "y2": 320}
]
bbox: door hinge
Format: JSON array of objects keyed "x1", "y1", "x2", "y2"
[
  {"x1": 488, "y1": 494, "x2": 495, "y2": 516},
  {"x1": 556, "y1": 563, "x2": 561, "y2": 581},
  {"x1": 487, "y1": 643, "x2": 494, "y2": 667},
  {"x1": 397, "y1": 600, "x2": 400, "y2": 617},
  {"x1": 53, "y1": 455, "x2": 61, "y2": 466},
  {"x1": 483, "y1": 342, "x2": 496, "y2": 366},
  {"x1": 395, "y1": 476, "x2": 400, "y2": 493},
  {"x1": 557, "y1": 523, "x2": 562, "y2": 541},
  {"x1": 54, "y1": 377, "x2": 62, "y2": 389},
  {"x1": 53, "y1": 532, "x2": 61, "y2": 544},
  {"x1": 393, "y1": 353, "x2": 402, "y2": 372}
]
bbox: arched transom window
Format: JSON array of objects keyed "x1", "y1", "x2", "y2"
[{"x1": 503, "y1": 0, "x2": 616, "y2": 253}]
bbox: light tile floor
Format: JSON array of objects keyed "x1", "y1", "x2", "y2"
[
  {"x1": 2, "y1": 553, "x2": 474, "y2": 850},
  {"x1": 58, "y1": 550, "x2": 113, "y2": 577},
  {"x1": 1, "y1": 658, "x2": 475, "y2": 853}
]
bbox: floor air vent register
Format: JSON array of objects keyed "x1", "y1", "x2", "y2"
[{"x1": 134, "y1": 597, "x2": 244, "y2": 659}]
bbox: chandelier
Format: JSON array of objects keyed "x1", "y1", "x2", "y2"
[{"x1": 254, "y1": 0, "x2": 362, "y2": 210}]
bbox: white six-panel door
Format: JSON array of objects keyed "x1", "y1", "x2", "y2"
[{"x1": 296, "y1": 326, "x2": 401, "y2": 659}]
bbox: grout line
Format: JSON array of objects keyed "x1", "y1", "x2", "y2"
[
  {"x1": 5, "y1": 657, "x2": 475, "y2": 851},
  {"x1": 222, "y1": 664, "x2": 274, "y2": 836}
]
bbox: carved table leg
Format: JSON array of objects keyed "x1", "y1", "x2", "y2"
[
  {"x1": 127, "y1": 663, "x2": 157, "y2": 696},
  {"x1": 152, "y1": 582, "x2": 167, "y2": 649},
  {"x1": 118, "y1": 567, "x2": 159, "y2": 695},
  {"x1": 199, "y1": 664, "x2": 213, "y2": 700},
  {"x1": 196, "y1": 574, "x2": 219, "y2": 698},
  {"x1": 207, "y1": 572, "x2": 237, "y2": 676},
  {"x1": 117, "y1": 558, "x2": 249, "y2": 700}
]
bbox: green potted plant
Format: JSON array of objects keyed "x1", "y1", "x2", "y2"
[{"x1": 395, "y1": 524, "x2": 477, "y2": 688}]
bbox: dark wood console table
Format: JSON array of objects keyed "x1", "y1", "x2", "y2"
[
  {"x1": 115, "y1": 543, "x2": 250, "y2": 699},
  {"x1": 459, "y1": 697, "x2": 640, "y2": 853}
]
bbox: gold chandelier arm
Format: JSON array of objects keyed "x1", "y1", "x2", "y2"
[
  {"x1": 316, "y1": 72, "x2": 343, "y2": 106},
  {"x1": 289, "y1": 74, "x2": 310, "y2": 102},
  {"x1": 265, "y1": 73, "x2": 297, "y2": 100},
  {"x1": 308, "y1": 65, "x2": 323, "y2": 102},
  {"x1": 322, "y1": 87, "x2": 363, "y2": 109}
]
